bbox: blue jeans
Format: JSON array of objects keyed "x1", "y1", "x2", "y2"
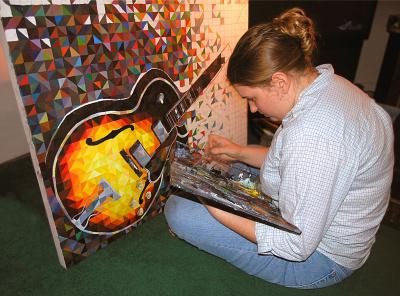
[{"x1": 164, "y1": 194, "x2": 354, "y2": 289}]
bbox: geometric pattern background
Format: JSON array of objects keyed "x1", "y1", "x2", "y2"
[{"x1": 0, "y1": 0, "x2": 248, "y2": 268}]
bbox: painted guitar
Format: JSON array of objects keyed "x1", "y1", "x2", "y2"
[{"x1": 45, "y1": 53, "x2": 224, "y2": 234}]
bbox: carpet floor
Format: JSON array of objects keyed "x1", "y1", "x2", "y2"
[{"x1": 1, "y1": 155, "x2": 399, "y2": 296}]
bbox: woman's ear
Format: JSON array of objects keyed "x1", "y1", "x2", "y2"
[{"x1": 271, "y1": 72, "x2": 290, "y2": 95}]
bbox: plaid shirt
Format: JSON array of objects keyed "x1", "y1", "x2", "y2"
[{"x1": 256, "y1": 64, "x2": 394, "y2": 270}]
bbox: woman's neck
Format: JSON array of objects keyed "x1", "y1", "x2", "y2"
[{"x1": 291, "y1": 67, "x2": 319, "y2": 107}]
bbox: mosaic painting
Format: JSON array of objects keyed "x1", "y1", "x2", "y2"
[{"x1": 0, "y1": 0, "x2": 248, "y2": 268}]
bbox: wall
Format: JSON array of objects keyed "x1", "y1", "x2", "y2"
[
  {"x1": 0, "y1": 31, "x2": 29, "y2": 163},
  {"x1": 354, "y1": 0, "x2": 400, "y2": 92}
]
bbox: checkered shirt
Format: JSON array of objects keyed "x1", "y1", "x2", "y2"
[{"x1": 256, "y1": 64, "x2": 394, "y2": 270}]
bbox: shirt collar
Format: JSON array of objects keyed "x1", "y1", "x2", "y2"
[{"x1": 282, "y1": 64, "x2": 334, "y2": 123}]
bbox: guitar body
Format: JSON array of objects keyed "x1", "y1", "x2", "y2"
[
  {"x1": 46, "y1": 54, "x2": 223, "y2": 234},
  {"x1": 47, "y1": 70, "x2": 184, "y2": 234}
]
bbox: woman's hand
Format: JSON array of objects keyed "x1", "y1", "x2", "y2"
[
  {"x1": 204, "y1": 134, "x2": 243, "y2": 162},
  {"x1": 205, "y1": 134, "x2": 269, "y2": 168}
]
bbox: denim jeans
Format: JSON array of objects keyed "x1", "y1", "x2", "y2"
[{"x1": 164, "y1": 194, "x2": 354, "y2": 289}]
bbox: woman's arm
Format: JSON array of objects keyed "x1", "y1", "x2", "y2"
[{"x1": 204, "y1": 202, "x2": 257, "y2": 243}]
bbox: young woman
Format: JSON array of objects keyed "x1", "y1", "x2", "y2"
[{"x1": 164, "y1": 8, "x2": 394, "y2": 289}]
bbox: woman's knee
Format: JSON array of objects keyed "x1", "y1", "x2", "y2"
[
  {"x1": 164, "y1": 194, "x2": 204, "y2": 237},
  {"x1": 164, "y1": 195, "x2": 182, "y2": 231}
]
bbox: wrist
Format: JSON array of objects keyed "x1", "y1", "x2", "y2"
[{"x1": 234, "y1": 144, "x2": 246, "y2": 162}]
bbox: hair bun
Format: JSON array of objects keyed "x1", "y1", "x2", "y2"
[{"x1": 273, "y1": 8, "x2": 316, "y2": 60}]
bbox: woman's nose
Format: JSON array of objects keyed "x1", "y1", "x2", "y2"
[{"x1": 249, "y1": 102, "x2": 257, "y2": 113}]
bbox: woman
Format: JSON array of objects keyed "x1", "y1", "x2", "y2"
[{"x1": 164, "y1": 8, "x2": 394, "y2": 288}]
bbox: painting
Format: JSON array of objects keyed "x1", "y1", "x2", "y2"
[{"x1": 0, "y1": 0, "x2": 248, "y2": 268}]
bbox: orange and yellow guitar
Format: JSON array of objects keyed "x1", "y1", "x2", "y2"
[{"x1": 45, "y1": 53, "x2": 224, "y2": 234}]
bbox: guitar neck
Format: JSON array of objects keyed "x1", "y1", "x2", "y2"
[{"x1": 167, "y1": 54, "x2": 223, "y2": 126}]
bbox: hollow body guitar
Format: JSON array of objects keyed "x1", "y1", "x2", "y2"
[{"x1": 46, "y1": 53, "x2": 224, "y2": 234}]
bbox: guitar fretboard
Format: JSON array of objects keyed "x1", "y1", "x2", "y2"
[{"x1": 166, "y1": 54, "x2": 223, "y2": 127}]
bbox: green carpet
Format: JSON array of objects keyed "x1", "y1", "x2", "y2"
[{"x1": 1, "y1": 156, "x2": 400, "y2": 296}]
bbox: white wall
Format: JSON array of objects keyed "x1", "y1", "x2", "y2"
[
  {"x1": 0, "y1": 30, "x2": 30, "y2": 164},
  {"x1": 354, "y1": 0, "x2": 400, "y2": 92}
]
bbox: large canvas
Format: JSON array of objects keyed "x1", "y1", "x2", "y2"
[{"x1": 0, "y1": 0, "x2": 248, "y2": 268}]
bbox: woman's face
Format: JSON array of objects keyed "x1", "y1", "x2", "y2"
[{"x1": 233, "y1": 84, "x2": 293, "y2": 121}]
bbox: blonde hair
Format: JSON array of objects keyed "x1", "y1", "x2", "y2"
[{"x1": 227, "y1": 8, "x2": 317, "y2": 86}]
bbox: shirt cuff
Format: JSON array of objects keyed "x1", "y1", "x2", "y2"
[{"x1": 255, "y1": 222, "x2": 274, "y2": 255}]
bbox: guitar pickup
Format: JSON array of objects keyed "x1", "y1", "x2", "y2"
[
  {"x1": 152, "y1": 120, "x2": 168, "y2": 143},
  {"x1": 120, "y1": 150, "x2": 143, "y2": 177},
  {"x1": 130, "y1": 141, "x2": 151, "y2": 168}
]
